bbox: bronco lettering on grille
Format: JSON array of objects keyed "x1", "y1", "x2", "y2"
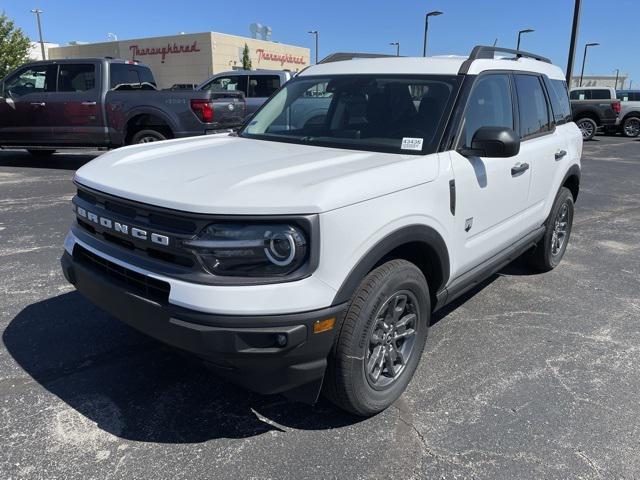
[{"x1": 75, "y1": 205, "x2": 170, "y2": 247}]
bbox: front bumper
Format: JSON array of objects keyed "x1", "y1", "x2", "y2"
[{"x1": 60, "y1": 250, "x2": 345, "y2": 403}]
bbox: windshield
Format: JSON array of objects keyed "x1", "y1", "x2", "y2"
[{"x1": 241, "y1": 74, "x2": 461, "y2": 155}]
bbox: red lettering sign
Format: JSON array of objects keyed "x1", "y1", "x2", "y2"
[
  {"x1": 255, "y1": 48, "x2": 306, "y2": 66},
  {"x1": 129, "y1": 41, "x2": 201, "y2": 61}
]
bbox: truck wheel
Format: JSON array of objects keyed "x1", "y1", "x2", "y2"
[
  {"x1": 323, "y1": 259, "x2": 430, "y2": 416},
  {"x1": 27, "y1": 149, "x2": 56, "y2": 158},
  {"x1": 576, "y1": 118, "x2": 597, "y2": 141},
  {"x1": 622, "y1": 117, "x2": 640, "y2": 137},
  {"x1": 131, "y1": 129, "x2": 167, "y2": 144},
  {"x1": 526, "y1": 187, "x2": 574, "y2": 272}
]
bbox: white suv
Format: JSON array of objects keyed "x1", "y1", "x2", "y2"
[{"x1": 61, "y1": 46, "x2": 582, "y2": 416}]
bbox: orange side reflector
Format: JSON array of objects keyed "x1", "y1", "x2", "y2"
[{"x1": 313, "y1": 317, "x2": 336, "y2": 334}]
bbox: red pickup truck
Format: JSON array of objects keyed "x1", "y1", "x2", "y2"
[{"x1": 0, "y1": 58, "x2": 245, "y2": 157}]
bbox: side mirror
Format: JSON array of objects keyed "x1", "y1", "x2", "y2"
[{"x1": 460, "y1": 126, "x2": 521, "y2": 158}]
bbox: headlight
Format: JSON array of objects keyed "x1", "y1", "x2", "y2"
[{"x1": 183, "y1": 223, "x2": 309, "y2": 277}]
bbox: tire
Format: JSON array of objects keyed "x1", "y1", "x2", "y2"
[
  {"x1": 622, "y1": 117, "x2": 640, "y2": 138},
  {"x1": 130, "y1": 129, "x2": 167, "y2": 144},
  {"x1": 323, "y1": 259, "x2": 430, "y2": 416},
  {"x1": 576, "y1": 118, "x2": 597, "y2": 141},
  {"x1": 526, "y1": 187, "x2": 574, "y2": 272},
  {"x1": 27, "y1": 149, "x2": 56, "y2": 158}
]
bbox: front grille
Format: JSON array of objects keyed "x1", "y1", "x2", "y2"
[
  {"x1": 74, "y1": 244, "x2": 170, "y2": 302},
  {"x1": 77, "y1": 188, "x2": 198, "y2": 235},
  {"x1": 74, "y1": 186, "x2": 198, "y2": 269}
]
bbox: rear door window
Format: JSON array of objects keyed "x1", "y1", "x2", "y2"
[
  {"x1": 247, "y1": 75, "x2": 281, "y2": 98},
  {"x1": 201, "y1": 75, "x2": 248, "y2": 96},
  {"x1": 514, "y1": 74, "x2": 552, "y2": 139},
  {"x1": 590, "y1": 89, "x2": 611, "y2": 100},
  {"x1": 57, "y1": 64, "x2": 96, "y2": 92}
]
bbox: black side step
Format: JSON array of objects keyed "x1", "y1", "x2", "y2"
[{"x1": 434, "y1": 226, "x2": 545, "y2": 311}]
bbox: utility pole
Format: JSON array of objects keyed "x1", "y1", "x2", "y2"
[
  {"x1": 566, "y1": 0, "x2": 582, "y2": 85},
  {"x1": 579, "y1": 42, "x2": 599, "y2": 87},
  {"x1": 30, "y1": 9, "x2": 46, "y2": 60},
  {"x1": 422, "y1": 11, "x2": 443, "y2": 57},
  {"x1": 308, "y1": 30, "x2": 319, "y2": 64},
  {"x1": 389, "y1": 42, "x2": 400, "y2": 56},
  {"x1": 613, "y1": 69, "x2": 619, "y2": 90}
]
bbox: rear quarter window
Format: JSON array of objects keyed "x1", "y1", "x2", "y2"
[{"x1": 545, "y1": 78, "x2": 572, "y2": 125}]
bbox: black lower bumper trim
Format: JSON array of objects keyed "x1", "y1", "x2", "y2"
[{"x1": 61, "y1": 250, "x2": 346, "y2": 403}]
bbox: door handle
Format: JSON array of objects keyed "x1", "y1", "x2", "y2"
[
  {"x1": 555, "y1": 150, "x2": 567, "y2": 160},
  {"x1": 81, "y1": 101, "x2": 97, "y2": 106},
  {"x1": 30, "y1": 102, "x2": 46, "y2": 107},
  {"x1": 511, "y1": 162, "x2": 530, "y2": 176}
]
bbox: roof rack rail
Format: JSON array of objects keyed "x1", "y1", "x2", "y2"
[
  {"x1": 458, "y1": 45, "x2": 551, "y2": 74},
  {"x1": 318, "y1": 52, "x2": 397, "y2": 64}
]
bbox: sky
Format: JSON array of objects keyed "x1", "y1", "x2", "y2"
[{"x1": 2, "y1": 0, "x2": 637, "y2": 86}]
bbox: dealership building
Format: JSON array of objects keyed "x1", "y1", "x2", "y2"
[{"x1": 47, "y1": 32, "x2": 310, "y2": 89}]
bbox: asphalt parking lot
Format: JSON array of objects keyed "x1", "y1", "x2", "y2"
[{"x1": 1, "y1": 136, "x2": 639, "y2": 479}]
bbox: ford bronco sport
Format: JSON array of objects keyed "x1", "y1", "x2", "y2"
[{"x1": 60, "y1": 46, "x2": 582, "y2": 416}]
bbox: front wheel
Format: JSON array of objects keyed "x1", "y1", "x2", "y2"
[
  {"x1": 576, "y1": 118, "x2": 597, "y2": 141},
  {"x1": 323, "y1": 259, "x2": 430, "y2": 416},
  {"x1": 622, "y1": 117, "x2": 640, "y2": 138},
  {"x1": 526, "y1": 187, "x2": 574, "y2": 272}
]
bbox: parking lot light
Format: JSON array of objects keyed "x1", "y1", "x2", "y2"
[
  {"x1": 308, "y1": 30, "x2": 319, "y2": 64},
  {"x1": 389, "y1": 42, "x2": 400, "y2": 56},
  {"x1": 423, "y1": 10, "x2": 443, "y2": 57},
  {"x1": 516, "y1": 28, "x2": 534, "y2": 51},
  {"x1": 30, "y1": 9, "x2": 46, "y2": 60},
  {"x1": 579, "y1": 42, "x2": 599, "y2": 87}
]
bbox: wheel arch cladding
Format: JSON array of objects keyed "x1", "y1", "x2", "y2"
[
  {"x1": 562, "y1": 164, "x2": 581, "y2": 202},
  {"x1": 332, "y1": 225, "x2": 450, "y2": 307}
]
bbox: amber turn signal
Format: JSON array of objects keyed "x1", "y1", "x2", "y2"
[{"x1": 313, "y1": 317, "x2": 336, "y2": 334}]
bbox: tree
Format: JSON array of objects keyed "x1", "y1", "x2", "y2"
[
  {"x1": 241, "y1": 43, "x2": 252, "y2": 70},
  {"x1": 0, "y1": 13, "x2": 31, "y2": 79}
]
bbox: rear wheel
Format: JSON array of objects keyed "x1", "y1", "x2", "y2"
[
  {"x1": 131, "y1": 129, "x2": 167, "y2": 144},
  {"x1": 323, "y1": 259, "x2": 430, "y2": 416},
  {"x1": 526, "y1": 187, "x2": 574, "y2": 272},
  {"x1": 576, "y1": 118, "x2": 597, "y2": 141},
  {"x1": 27, "y1": 149, "x2": 56, "y2": 158},
  {"x1": 622, "y1": 117, "x2": 640, "y2": 138}
]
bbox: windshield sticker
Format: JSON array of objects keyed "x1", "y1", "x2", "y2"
[{"x1": 401, "y1": 137, "x2": 424, "y2": 151}]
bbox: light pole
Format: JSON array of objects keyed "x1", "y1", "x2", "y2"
[
  {"x1": 423, "y1": 11, "x2": 443, "y2": 57},
  {"x1": 389, "y1": 42, "x2": 400, "y2": 56},
  {"x1": 566, "y1": 0, "x2": 582, "y2": 84},
  {"x1": 308, "y1": 30, "x2": 319, "y2": 64},
  {"x1": 579, "y1": 42, "x2": 599, "y2": 87},
  {"x1": 30, "y1": 8, "x2": 46, "y2": 60},
  {"x1": 516, "y1": 28, "x2": 534, "y2": 51},
  {"x1": 613, "y1": 69, "x2": 619, "y2": 90},
  {"x1": 107, "y1": 33, "x2": 118, "y2": 42}
]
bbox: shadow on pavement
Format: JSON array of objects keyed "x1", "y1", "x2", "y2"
[
  {"x1": 3, "y1": 292, "x2": 362, "y2": 444},
  {"x1": 0, "y1": 150, "x2": 99, "y2": 171}
]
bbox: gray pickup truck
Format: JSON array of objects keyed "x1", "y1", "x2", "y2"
[
  {"x1": 0, "y1": 58, "x2": 245, "y2": 156},
  {"x1": 569, "y1": 87, "x2": 621, "y2": 140},
  {"x1": 197, "y1": 69, "x2": 293, "y2": 119}
]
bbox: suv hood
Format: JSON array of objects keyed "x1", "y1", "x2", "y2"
[{"x1": 75, "y1": 134, "x2": 440, "y2": 214}]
